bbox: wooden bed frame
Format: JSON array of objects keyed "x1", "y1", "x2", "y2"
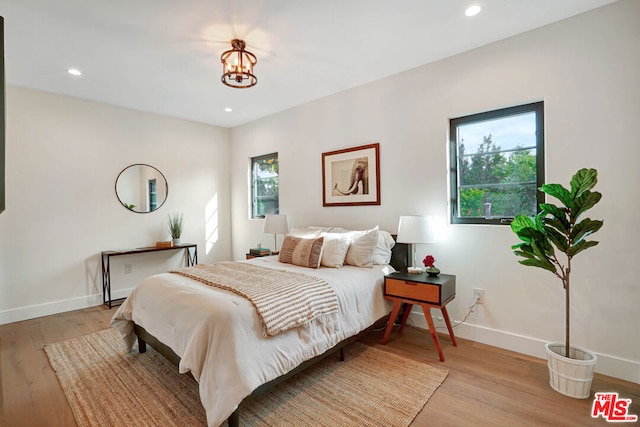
[{"x1": 134, "y1": 240, "x2": 409, "y2": 427}]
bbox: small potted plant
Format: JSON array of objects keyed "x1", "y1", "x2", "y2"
[
  {"x1": 168, "y1": 213, "x2": 183, "y2": 245},
  {"x1": 510, "y1": 168, "x2": 603, "y2": 398},
  {"x1": 422, "y1": 254, "x2": 440, "y2": 276}
]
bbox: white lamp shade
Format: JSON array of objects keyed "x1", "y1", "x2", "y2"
[
  {"x1": 263, "y1": 214, "x2": 288, "y2": 234},
  {"x1": 396, "y1": 215, "x2": 436, "y2": 244}
]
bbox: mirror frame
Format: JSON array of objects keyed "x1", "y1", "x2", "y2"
[{"x1": 115, "y1": 163, "x2": 168, "y2": 213}]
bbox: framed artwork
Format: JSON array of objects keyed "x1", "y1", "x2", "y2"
[{"x1": 322, "y1": 143, "x2": 380, "y2": 207}]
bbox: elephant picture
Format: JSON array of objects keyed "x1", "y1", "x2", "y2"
[
  {"x1": 322, "y1": 143, "x2": 380, "y2": 207},
  {"x1": 332, "y1": 157, "x2": 369, "y2": 196}
]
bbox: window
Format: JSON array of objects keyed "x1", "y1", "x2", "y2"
[
  {"x1": 251, "y1": 152, "x2": 279, "y2": 219},
  {"x1": 148, "y1": 178, "x2": 157, "y2": 211},
  {"x1": 449, "y1": 102, "x2": 544, "y2": 225}
]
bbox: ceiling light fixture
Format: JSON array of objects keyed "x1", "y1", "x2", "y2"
[
  {"x1": 465, "y1": 5, "x2": 482, "y2": 17},
  {"x1": 221, "y1": 39, "x2": 257, "y2": 89},
  {"x1": 67, "y1": 68, "x2": 82, "y2": 76}
]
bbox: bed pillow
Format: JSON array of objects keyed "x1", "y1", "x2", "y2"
[
  {"x1": 306, "y1": 226, "x2": 333, "y2": 232},
  {"x1": 279, "y1": 235, "x2": 324, "y2": 269},
  {"x1": 289, "y1": 227, "x2": 323, "y2": 239},
  {"x1": 320, "y1": 233, "x2": 352, "y2": 268},
  {"x1": 344, "y1": 226, "x2": 379, "y2": 268},
  {"x1": 372, "y1": 230, "x2": 396, "y2": 265}
]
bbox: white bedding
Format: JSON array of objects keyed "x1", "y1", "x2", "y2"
[{"x1": 111, "y1": 256, "x2": 394, "y2": 427}]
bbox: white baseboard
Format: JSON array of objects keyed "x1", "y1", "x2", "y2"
[
  {"x1": 408, "y1": 311, "x2": 640, "y2": 385},
  {"x1": 0, "y1": 288, "x2": 134, "y2": 325}
]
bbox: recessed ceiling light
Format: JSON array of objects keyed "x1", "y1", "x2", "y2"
[
  {"x1": 224, "y1": 107, "x2": 233, "y2": 112},
  {"x1": 465, "y1": 5, "x2": 481, "y2": 17},
  {"x1": 67, "y1": 68, "x2": 82, "y2": 76}
]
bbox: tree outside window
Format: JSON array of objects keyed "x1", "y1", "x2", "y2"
[
  {"x1": 450, "y1": 102, "x2": 544, "y2": 225},
  {"x1": 251, "y1": 153, "x2": 279, "y2": 218}
]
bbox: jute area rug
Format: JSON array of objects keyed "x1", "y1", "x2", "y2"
[{"x1": 44, "y1": 328, "x2": 448, "y2": 427}]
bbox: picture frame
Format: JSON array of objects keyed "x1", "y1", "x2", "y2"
[{"x1": 322, "y1": 143, "x2": 380, "y2": 207}]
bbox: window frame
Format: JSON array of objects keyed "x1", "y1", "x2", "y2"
[
  {"x1": 449, "y1": 101, "x2": 545, "y2": 225},
  {"x1": 250, "y1": 152, "x2": 279, "y2": 219}
]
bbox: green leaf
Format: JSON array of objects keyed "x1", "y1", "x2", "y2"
[
  {"x1": 511, "y1": 215, "x2": 535, "y2": 236},
  {"x1": 545, "y1": 225, "x2": 570, "y2": 252},
  {"x1": 570, "y1": 218, "x2": 604, "y2": 244},
  {"x1": 515, "y1": 227, "x2": 539, "y2": 241},
  {"x1": 534, "y1": 213, "x2": 546, "y2": 231},
  {"x1": 513, "y1": 249, "x2": 537, "y2": 260},
  {"x1": 544, "y1": 217, "x2": 569, "y2": 236},
  {"x1": 512, "y1": 243, "x2": 534, "y2": 253},
  {"x1": 570, "y1": 168, "x2": 598, "y2": 199},
  {"x1": 540, "y1": 203, "x2": 569, "y2": 229},
  {"x1": 540, "y1": 203, "x2": 567, "y2": 219},
  {"x1": 542, "y1": 183, "x2": 573, "y2": 208},
  {"x1": 511, "y1": 242, "x2": 530, "y2": 251},
  {"x1": 532, "y1": 237, "x2": 555, "y2": 259},
  {"x1": 519, "y1": 258, "x2": 557, "y2": 274},
  {"x1": 573, "y1": 191, "x2": 602, "y2": 221},
  {"x1": 568, "y1": 240, "x2": 599, "y2": 258},
  {"x1": 515, "y1": 228, "x2": 551, "y2": 257}
]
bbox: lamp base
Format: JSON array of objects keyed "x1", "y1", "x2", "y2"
[{"x1": 407, "y1": 267, "x2": 423, "y2": 274}]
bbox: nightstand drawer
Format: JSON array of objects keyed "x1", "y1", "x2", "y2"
[{"x1": 385, "y1": 278, "x2": 440, "y2": 304}]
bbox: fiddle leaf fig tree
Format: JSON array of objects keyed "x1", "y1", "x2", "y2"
[{"x1": 510, "y1": 168, "x2": 603, "y2": 358}]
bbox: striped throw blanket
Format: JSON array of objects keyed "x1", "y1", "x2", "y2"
[{"x1": 170, "y1": 262, "x2": 339, "y2": 336}]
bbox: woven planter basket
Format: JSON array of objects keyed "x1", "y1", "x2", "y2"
[{"x1": 545, "y1": 342, "x2": 597, "y2": 399}]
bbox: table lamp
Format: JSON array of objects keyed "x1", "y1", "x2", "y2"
[
  {"x1": 263, "y1": 214, "x2": 288, "y2": 254},
  {"x1": 396, "y1": 215, "x2": 436, "y2": 273}
]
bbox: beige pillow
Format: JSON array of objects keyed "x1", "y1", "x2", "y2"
[
  {"x1": 320, "y1": 233, "x2": 352, "y2": 268},
  {"x1": 279, "y1": 235, "x2": 324, "y2": 269},
  {"x1": 344, "y1": 226, "x2": 379, "y2": 268}
]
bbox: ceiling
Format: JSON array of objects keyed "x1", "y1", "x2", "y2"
[{"x1": 0, "y1": 0, "x2": 617, "y2": 128}]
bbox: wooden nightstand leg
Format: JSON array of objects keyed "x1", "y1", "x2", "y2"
[
  {"x1": 381, "y1": 300, "x2": 402, "y2": 345},
  {"x1": 421, "y1": 304, "x2": 445, "y2": 362},
  {"x1": 398, "y1": 303, "x2": 413, "y2": 333},
  {"x1": 441, "y1": 306, "x2": 457, "y2": 347}
]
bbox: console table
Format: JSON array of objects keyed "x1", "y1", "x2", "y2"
[{"x1": 101, "y1": 243, "x2": 197, "y2": 308}]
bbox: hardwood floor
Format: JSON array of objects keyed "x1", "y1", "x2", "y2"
[{"x1": 1, "y1": 305, "x2": 638, "y2": 426}]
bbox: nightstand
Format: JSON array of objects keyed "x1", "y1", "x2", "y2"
[{"x1": 381, "y1": 271, "x2": 457, "y2": 362}]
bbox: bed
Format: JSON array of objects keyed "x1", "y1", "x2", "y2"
[{"x1": 112, "y1": 227, "x2": 409, "y2": 427}]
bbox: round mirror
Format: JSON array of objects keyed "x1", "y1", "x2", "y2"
[{"x1": 115, "y1": 164, "x2": 168, "y2": 213}]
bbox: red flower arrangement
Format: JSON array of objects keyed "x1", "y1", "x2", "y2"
[{"x1": 423, "y1": 255, "x2": 436, "y2": 268}]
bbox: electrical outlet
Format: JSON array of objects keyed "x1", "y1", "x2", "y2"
[
  {"x1": 124, "y1": 264, "x2": 132, "y2": 274},
  {"x1": 473, "y1": 288, "x2": 484, "y2": 304}
]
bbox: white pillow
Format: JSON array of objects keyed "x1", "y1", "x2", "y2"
[
  {"x1": 289, "y1": 227, "x2": 322, "y2": 239},
  {"x1": 303, "y1": 225, "x2": 333, "y2": 232},
  {"x1": 344, "y1": 226, "x2": 379, "y2": 268},
  {"x1": 329, "y1": 227, "x2": 350, "y2": 234},
  {"x1": 320, "y1": 233, "x2": 352, "y2": 268},
  {"x1": 372, "y1": 230, "x2": 396, "y2": 265}
]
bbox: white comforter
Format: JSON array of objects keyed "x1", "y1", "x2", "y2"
[{"x1": 111, "y1": 257, "x2": 394, "y2": 427}]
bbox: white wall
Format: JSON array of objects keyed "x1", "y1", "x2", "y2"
[
  {"x1": 229, "y1": 0, "x2": 640, "y2": 382},
  {"x1": 0, "y1": 86, "x2": 232, "y2": 323}
]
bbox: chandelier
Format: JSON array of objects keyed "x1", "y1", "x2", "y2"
[{"x1": 221, "y1": 39, "x2": 257, "y2": 88}]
